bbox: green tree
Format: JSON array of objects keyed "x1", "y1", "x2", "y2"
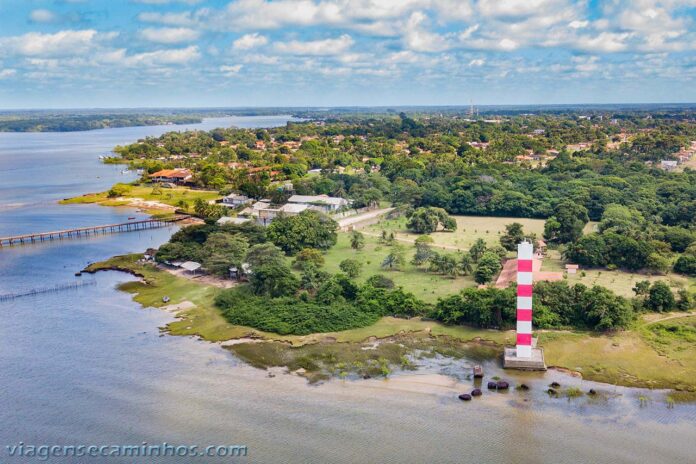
[
  {"x1": 406, "y1": 207, "x2": 456, "y2": 234},
  {"x1": 411, "y1": 235, "x2": 435, "y2": 266},
  {"x1": 293, "y1": 248, "x2": 325, "y2": 269},
  {"x1": 339, "y1": 258, "x2": 363, "y2": 278},
  {"x1": 350, "y1": 230, "x2": 365, "y2": 250},
  {"x1": 544, "y1": 200, "x2": 589, "y2": 244},
  {"x1": 632, "y1": 280, "x2": 651, "y2": 297},
  {"x1": 267, "y1": 210, "x2": 338, "y2": 255},
  {"x1": 245, "y1": 243, "x2": 285, "y2": 269},
  {"x1": 645, "y1": 281, "x2": 676, "y2": 312},
  {"x1": 583, "y1": 286, "x2": 635, "y2": 331},
  {"x1": 500, "y1": 222, "x2": 525, "y2": 251},
  {"x1": 202, "y1": 233, "x2": 249, "y2": 277},
  {"x1": 474, "y1": 251, "x2": 502, "y2": 284},
  {"x1": 458, "y1": 254, "x2": 473, "y2": 276},
  {"x1": 469, "y1": 238, "x2": 487, "y2": 263},
  {"x1": 645, "y1": 253, "x2": 670, "y2": 275},
  {"x1": 249, "y1": 262, "x2": 300, "y2": 297},
  {"x1": 382, "y1": 245, "x2": 405, "y2": 271}
]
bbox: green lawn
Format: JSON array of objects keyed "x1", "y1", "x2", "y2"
[
  {"x1": 320, "y1": 232, "x2": 476, "y2": 303},
  {"x1": 364, "y1": 214, "x2": 548, "y2": 252}
]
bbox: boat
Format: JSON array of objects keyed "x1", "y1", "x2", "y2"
[{"x1": 473, "y1": 365, "x2": 484, "y2": 378}]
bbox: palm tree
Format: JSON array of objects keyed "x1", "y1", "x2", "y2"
[
  {"x1": 350, "y1": 230, "x2": 365, "y2": 250},
  {"x1": 459, "y1": 254, "x2": 473, "y2": 275}
]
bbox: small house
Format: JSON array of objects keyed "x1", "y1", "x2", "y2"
[
  {"x1": 222, "y1": 193, "x2": 253, "y2": 208},
  {"x1": 565, "y1": 264, "x2": 579, "y2": 274}
]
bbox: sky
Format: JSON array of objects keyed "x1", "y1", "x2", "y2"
[{"x1": 0, "y1": 0, "x2": 695, "y2": 109}]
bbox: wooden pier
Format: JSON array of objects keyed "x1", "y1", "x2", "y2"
[
  {"x1": 0, "y1": 216, "x2": 186, "y2": 248},
  {"x1": 0, "y1": 280, "x2": 97, "y2": 301}
]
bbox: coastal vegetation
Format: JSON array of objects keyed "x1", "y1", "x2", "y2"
[{"x1": 77, "y1": 109, "x2": 696, "y2": 395}]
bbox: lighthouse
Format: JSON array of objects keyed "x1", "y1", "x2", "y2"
[
  {"x1": 503, "y1": 240, "x2": 547, "y2": 370},
  {"x1": 516, "y1": 241, "x2": 534, "y2": 358}
]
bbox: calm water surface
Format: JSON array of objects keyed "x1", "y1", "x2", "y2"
[{"x1": 1, "y1": 117, "x2": 695, "y2": 463}]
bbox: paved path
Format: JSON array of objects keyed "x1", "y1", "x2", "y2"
[{"x1": 337, "y1": 207, "x2": 394, "y2": 229}]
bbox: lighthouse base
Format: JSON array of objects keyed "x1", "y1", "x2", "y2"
[{"x1": 503, "y1": 347, "x2": 547, "y2": 371}]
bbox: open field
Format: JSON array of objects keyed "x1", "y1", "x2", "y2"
[
  {"x1": 61, "y1": 184, "x2": 221, "y2": 214},
  {"x1": 540, "y1": 316, "x2": 696, "y2": 393},
  {"x1": 320, "y1": 231, "x2": 477, "y2": 302},
  {"x1": 362, "y1": 214, "x2": 597, "y2": 252},
  {"x1": 542, "y1": 249, "x2": 695, "y2": 297}
]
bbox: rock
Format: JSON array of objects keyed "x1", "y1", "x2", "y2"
[
  {"x1": 588, "y1": 389, "x2": 597, "y2": 395},
  {"x1": 362, "y1": 374, "x2": 371, "y2": 379},
  {"x1": 550, "y1": 381, "x2": 561, "y2": 388},
  {"x1": 487, "y1": 381, "x2": 497, "y2": 390},
  {"x1": 471, "y1": 388, "x2": 482, "y2": 397},
  {"x1": 458, "y1": 393, "x2": 472, "y2": 401},
  {"x1": 518, "y1": 383, "x2": 530, "y2": 391},
  {"x1": 496, "y1": 381, "x2": 509, "y2": 390},
  {"x1": 547, "y1": 388, "x2": 558, "y2": 395}
]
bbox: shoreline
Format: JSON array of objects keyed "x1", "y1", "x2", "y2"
[{"x1": 82, "y1": 255, "x2": 696, "y2": 399}]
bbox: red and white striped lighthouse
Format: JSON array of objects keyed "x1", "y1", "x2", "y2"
[{"x1": 516, "y1": 241, "x2": 534, "y2": 358}]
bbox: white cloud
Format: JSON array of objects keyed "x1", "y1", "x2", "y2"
[
  {"x1": 274, "y1": 34, "x2": 353, "y2": 55},
  {"x1": 0, "y1": 69, "x2": 17, "y2": 78},
  {"x1": 241, "y1": 54, "x2": 280, "y2": 64},
  {"x1": 477, "y1": 0, "x2": 558, "y2": 18},
  {"x1": 106, "y1": 46, "x2": 202, "y2": 67},
  {"x1": 0, "y1": 30, "x2": 117, "y2": 57},
  {"x1": 29, "y1": 9, "x2": 57, "y2": 23},
  {"x1": 140, "y1": 27, "x2": 201, "y2": 44},
  {"x1": 468, "y1": 58, "x2": 485, "y2": 67},
  {"x1": 233, "y1": 33, "x2": 269, "y2": 50},
  {"x1": 220, "y1": 64, "x2": 243, "y2": 76},
  {"x1": 137, "y1": 11, "x2": 200, "y2": 27},
  {"x1": 404, "y1": 12, "x2": 451, "y2": 52}
]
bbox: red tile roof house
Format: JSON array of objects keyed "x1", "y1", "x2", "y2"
[{"x1": 148, "y1": 169, "x2": 193, "y2": 184}]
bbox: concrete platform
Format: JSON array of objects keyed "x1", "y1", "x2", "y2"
[{"x1": 503, "y1": 347, "x2": 547, "y2": 371}]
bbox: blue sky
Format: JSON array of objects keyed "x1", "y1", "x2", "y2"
[{"x1": 0, "y1": 0, "x2": 695, "y2": 108}]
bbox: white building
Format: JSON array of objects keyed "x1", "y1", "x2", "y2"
[
  {"x1": 222, "y1": 194, "x2": 253, "y2": 208},
  {"x1": 287, "y1": 194, "x2": 350, "y2": 213}
]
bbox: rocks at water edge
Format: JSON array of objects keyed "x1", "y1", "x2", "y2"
[
  {"x1": 550, "y1": 381, "x2": 561, "y2": 388},
  {"x1": 471, "y1": 388, "x2": 482, "y2": 397},
  {"x1": 518, "y1": 384, "x2": 530, "y2": 391},
  {"x1": 588, "y1": 389, "x2": 597, "y2": 395},
  {"x1": 458, "y1": 394, "x2": 472, "y2": 401},
  {"x1": 487, "y1": 381, "x2": 497, "y2": 389},
  {"x1": 496, "y1": 381, "x2": 509, "y2": 390}
]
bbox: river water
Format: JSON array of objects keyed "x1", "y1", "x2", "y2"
[{"x1": 1, "y1": 117, "x2": 695, "y2": 463}]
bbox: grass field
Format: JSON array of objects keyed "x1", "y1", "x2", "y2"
[
  {"x1": 61, "y1": 184, "x2": 221, "y2": 214},
  {"x1": 540, "y1": 314, "x2": 696, "y2": 393},
  {"x1": 320, "y1": 232, "x2": 477, "y2": 302},
  {"x1": 542, "y1": 249, "x2": 694, "y2": 297},
  {"x1": 363, "y1": 214, "x2": 598, "y2": 251}
]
